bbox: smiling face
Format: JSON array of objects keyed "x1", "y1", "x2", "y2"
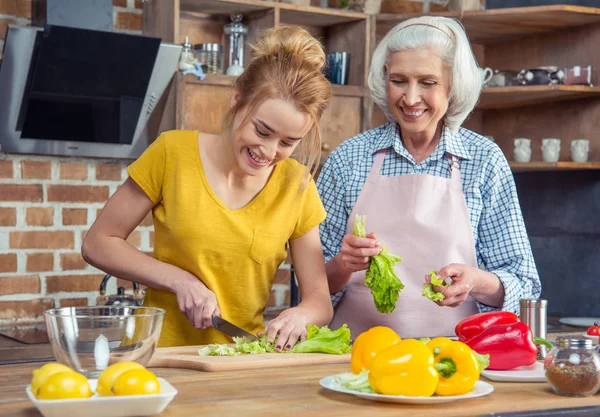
[
  {"x1": 230, "y1": 98, "x2": 313, "y2": 176},
  {"x1": 386, "y1": 47, "x2": 451, "y2": 138}
]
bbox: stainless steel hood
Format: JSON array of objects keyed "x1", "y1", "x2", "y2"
[{"x1": 0, "y1": 25, "x2": 182, "y2": 159}]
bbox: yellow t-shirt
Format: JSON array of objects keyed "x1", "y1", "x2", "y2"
[{"x1": 127, "y1": 130, "x2": 326, "y2": 347}]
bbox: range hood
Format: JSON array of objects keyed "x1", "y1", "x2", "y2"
[{"x1": 0, "y1": 24, "x2": 181, "y2": 159}]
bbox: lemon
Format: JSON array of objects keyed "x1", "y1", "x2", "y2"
[
  {"x1": 36, "y1": 371, "x2": 93, "y2": 400},
  {"x1": 31, "y1": 363, "x2": 73, "y2": 395},
  {"x1": 96, "y1": 361, "x2": 145, "y2": 396},
  {"x1": 112, "y1": 368, "x2": 160, "y2": 396}
]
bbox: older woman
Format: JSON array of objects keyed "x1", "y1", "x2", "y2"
[{"x1": 317, "y1": 16, "x2": 541, "y2": 339}]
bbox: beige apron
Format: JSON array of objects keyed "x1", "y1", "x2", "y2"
[{"x1": 330, "y1": 148, "x2": 479, "y2": 339}]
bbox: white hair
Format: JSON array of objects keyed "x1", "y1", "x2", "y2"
[{"x1": 368, "y1": 16, "x2": 481, "y2": 133}]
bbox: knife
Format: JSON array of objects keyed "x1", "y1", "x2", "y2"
[{"x1": 212, "y1": 315, "x2": 257, "y2": 341}]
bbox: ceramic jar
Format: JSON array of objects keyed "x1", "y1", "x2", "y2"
[
  {"x1": 571, "y1": 139, "x2": 589, "y2": 163},
  {"x1": 542, "y1": 138, "x2": 561, "y2": 163},
  {"x1": 514, "y1": 138, "x2": 532, "y2": 163}
]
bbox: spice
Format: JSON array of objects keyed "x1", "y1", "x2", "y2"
[
  {"x1": 545, "y1": 337, "x2": 600, "y2": 397},
  {"x1": 546, "y1": 362, "x2": 600, "y2": 396}
]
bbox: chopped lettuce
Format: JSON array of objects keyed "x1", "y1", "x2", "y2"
[
  {"x1": 233, "y1": 336, "x2": 275, "y2": 354},
  {"x1": 291, "y1": 324, "x2": 352, "y2": 354},
  {"x1": 353, "y1": 215, "x2": 404, "y2": 314},
  {"x1": 197, "y1": 324, "x2": 352, "y2": 357},
  {"x1": 422, "y1": 269, "x2": 449, "y2": 301},
  {"x1": 333, "y1": 370, "x2": 372, "y2": 393},
  {"x1": 198, "y1": 344, "x2": 238, "y2": 356}
]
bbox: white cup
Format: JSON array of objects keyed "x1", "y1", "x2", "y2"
[
  {"x1": 571, "y1": 139, "x2": 589, "y2": 163},
  {"x1": 479, "y1": 67, "x2": 493, "y2": 87},
  {"x1": 542, "y1": 138, "x2": 561, "y2": 162},
  {"x1": 514, "y1": 138, "x2": 532, "y2": 163}
]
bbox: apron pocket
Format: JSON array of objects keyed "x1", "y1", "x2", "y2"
[{"x1": 249, "y1": 229, "x2": 285, "y2": 264}]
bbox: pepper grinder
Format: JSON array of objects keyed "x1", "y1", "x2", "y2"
[
  {"x1": 224, "y1": 14, "x2": 247, "y2": 76},
  {"x1": 520, "y1": 298, "x2": 548, "y2": 359}
]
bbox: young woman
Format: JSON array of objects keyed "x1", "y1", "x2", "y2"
[{"x1": 83, "y1": 26, "x2": 334, "y2": 348}]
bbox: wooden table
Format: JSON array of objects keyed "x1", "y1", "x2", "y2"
[{"x1": 2, "y1": 362, "x2": 600, "y2": 417}]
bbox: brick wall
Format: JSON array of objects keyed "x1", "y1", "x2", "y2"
[{"x1": 0, "y1": 0, "x2": 292, "y2": 324}]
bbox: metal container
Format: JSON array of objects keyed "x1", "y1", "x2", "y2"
[{"x1": 520, "y1": 298, "x2": 548, "y2": 359}]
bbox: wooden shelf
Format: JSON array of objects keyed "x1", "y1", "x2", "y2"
[
  {"x1": 510, "y1": 161, "x2": 600, "y2": 172},
  {"x1": 377, "y1": 5, "x2": 600, "y2": 44},
  {"x1": 181, "y1": 74, "x2": 368, "y2": 97},
  {"x1": 478, "y1": 85, "x2": 600, "y2": 110},
  {"x1": 180, "y1": 0, "x2": 366, "y2": 25}
]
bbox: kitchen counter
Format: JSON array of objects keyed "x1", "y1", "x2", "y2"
[{"x1": 2, "y1": 362, "x2": 600, "y2": 417}]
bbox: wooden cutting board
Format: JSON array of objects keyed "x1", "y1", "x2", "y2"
[{"x1": 147, "y1": 345, "x2": 351, "y2": 372}]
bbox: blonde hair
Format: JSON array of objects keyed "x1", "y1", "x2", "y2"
[
  {"x1": 222, "y1": 26, "x2": 332, "y2": 182},
  {"x1": 368, "y1": 16, "x2": 481, "y2": 132}
]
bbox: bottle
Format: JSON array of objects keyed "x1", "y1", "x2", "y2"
[{"x1": 545, "y1": 337, "x2": 600, "y2": 397}]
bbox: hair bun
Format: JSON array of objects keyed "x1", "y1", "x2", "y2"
[{"x1": 250, "y1": 26, "x2": 326, "y2": 72}]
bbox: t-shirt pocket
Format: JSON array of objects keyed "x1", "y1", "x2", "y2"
[{"x1": 249, "y1": 229, "x2": 286, "y2": 264}]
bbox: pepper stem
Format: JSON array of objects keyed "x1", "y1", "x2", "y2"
[
  {"x1": 534, "y1": 337, "x2": 553, "y2": 350},
  {"x1": 434, "y1": 358, "x2": 457, "y2": 378}
]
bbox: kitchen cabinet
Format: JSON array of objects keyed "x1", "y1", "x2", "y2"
[
  {"x1": 375, "y1": 5, "x2": 600, "y2": 171},
  {"x1": 143, "y1": 0, "x2": 374, "y2": 159}
]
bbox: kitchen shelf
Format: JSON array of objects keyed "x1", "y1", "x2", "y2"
[
  {"x1": 376, "y1": 5, "x2": 600, "y2": 44},
  {"x1": 510, "y1": 162, "x2": 600, "y2": 172},
  {"x1": 182, "y1": 74, "x2": 368, "y2": 97},
  {"x1": 478, "y1": 86, "x2": 600, "y2": 110},
  {"x1": 180, "y1": 0, "x2": 366, "y2": 25}
]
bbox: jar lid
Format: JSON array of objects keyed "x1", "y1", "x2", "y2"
[
  {"x1": 519, "y1": 298, "x2": 547, "y2": 308},
  {"x1": 556, "y1": 337, "x2": 594, "y2": 349},
  {"x1": 194, "y1": 43, "x2": 223, "y2": 52}
]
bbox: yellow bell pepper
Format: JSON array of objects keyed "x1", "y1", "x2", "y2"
[
  {"x1": 426, "y1": 337, "x2": 481, "y2": 396},
  {"x1": 368, "y1": 338, "x2": 439, "y2": 397},
  {"x1": 351, "y1": 326, "x2": 401, "y2": 374}
]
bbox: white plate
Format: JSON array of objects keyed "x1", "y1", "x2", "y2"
[
  {"x1": 319, "y1": 374, "x2": 494, "y2": 404},
  {"x1": 481, "y1": 361, "x2": 545, "y2": 382},
  {"x1": 26, "y1": 377, "x2": 177, "y2": 417},
  {"x1": 559, "y1": 317, "x2": 599, "y2": 328}
]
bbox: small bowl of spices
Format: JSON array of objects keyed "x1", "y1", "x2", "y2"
[{"x1": 545, "y1": 337, "x2": 600, "y2": 397}]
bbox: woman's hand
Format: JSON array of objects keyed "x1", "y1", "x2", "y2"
[
  {"x1": 338, "y1": 232, "x2": 381, "y2": 274},
  {"x1": 258, "y1": 308, "x2": 308, "y2": 351},
  {"x1": 173, "y1": 276, "x2": 221, "y2": 329},
  {"x1": 429, "y1": 264, "x2": 480, "y2": 308}
]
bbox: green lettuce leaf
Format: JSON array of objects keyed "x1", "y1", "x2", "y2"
[
  {"x1": 353, "y1": 214, "x2": 404, "y2": 314},
  {"x1": 290, "y1": 324, "x2": 352, "y2": 354},
  {"x1": 422, "y1": 269, "x2": 449, "y2": 302}
]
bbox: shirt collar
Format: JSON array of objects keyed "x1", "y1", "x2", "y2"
[{"x1": 372, "y1": 122, "x2": 472, "y2": 162}]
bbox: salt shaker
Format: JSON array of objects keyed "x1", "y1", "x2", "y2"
[{"x1": 520, "y1": 298, "x2": 548, "y2": 359}]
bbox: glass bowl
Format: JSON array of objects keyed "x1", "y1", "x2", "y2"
[{"x1": 44, "y1": 306, "x2": 165, "y2": 377}]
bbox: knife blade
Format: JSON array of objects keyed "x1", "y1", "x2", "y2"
[{"x1": 211, "y1": 315, "x2": 257, "y2": 341}]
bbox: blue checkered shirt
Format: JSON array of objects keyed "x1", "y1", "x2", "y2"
[{"x1": 317, "y1": 122, "x2": 541, "y2": 314}]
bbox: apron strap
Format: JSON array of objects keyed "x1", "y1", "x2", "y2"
[{"x1": 371, "y1": 149, "x2": 388, "y2": 175}]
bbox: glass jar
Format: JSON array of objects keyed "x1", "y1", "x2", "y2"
[
  {"x1": 545, "y1": 337, "x2": 600, "y2": 397},
  {"x1": 194, "y1": 43, "x2": 223, "y2": 75}
]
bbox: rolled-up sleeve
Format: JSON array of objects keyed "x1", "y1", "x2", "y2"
[{"x1": 475, "y1": 153, "x2": 541, "y2": 313}]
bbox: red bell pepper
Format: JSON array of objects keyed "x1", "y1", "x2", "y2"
[
  {"x1": 455, "y1": 311, "x2": 520, "y2": 342},
  {"x1": 464, "y1": 321, "x2": 553, "y2": 370}
]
